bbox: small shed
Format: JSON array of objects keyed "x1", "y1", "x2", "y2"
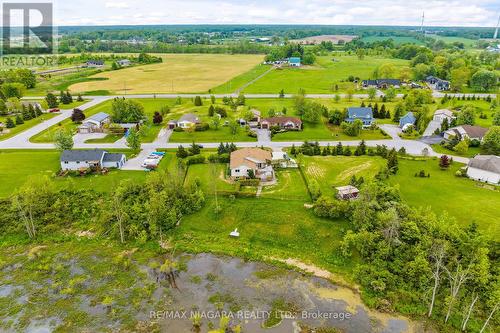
[
  {"x1": 335, "y1": 185, "x2": 360, "y2": 200},
  {"x1": 288, "y1": 57, "x2": 301, "y2": 67}
]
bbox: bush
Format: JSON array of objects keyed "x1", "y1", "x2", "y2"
[
  {"x1": 313, "y1": 196, "x2": 350, "y2": 219},
  {"x1": 195, "y1": 123, "x2": 209, "y2": 132},
  {"x1": 239, "y1": 179, "x2": 260, "y2": 186},
  {"x1": 173, "y1": 127, "x2": 184, "y2": 132},
  {"x1": 186, "y1": 155, "x2": 206, "y2": 165}
]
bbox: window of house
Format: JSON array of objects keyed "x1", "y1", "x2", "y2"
[{"x1": 235, "y1": 169, "x2": 240, "y2": 173}]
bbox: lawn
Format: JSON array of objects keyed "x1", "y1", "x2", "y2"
[
  {"x1": 173, "y1": 196, "x2": 355, "y2": 277},
  {"x1": 0, "y1": 113, "x2": 57, "y2": 141},
  {"x1": 184, "y1": 162, "x2": 235, "y2": 193},
  {"x1": 240, "y1": 55, "x2": 410, "y2": 94},
  {"x1": 388, "y1": 158, "x2": 500, "y2": 237},
  {"x1": 274, "y1": 121, "x2": 389, "y2": 141},
  {"x1": 0, "y1": 149, "x2": 156, "y2": 198},
  {"x1": 210, "y1": 63, "x2": 271, "y2": 94},
  {"x1": 84, "y1": 134, "x2": 123, "y2": 143},
  {"x1": 439, "y1": 99, "x2": 497, "y2": 128},
  {"x1": 69, "y1": 54, "x2": 264, "y2": 94},
  {"x1": 431, "y1": 144, "x2": 481, "y2": 158},
  {"x1": 260, "y1": 169, "x2": 310, "y2": 201},
  {"x1": 30, "y1": 98, "x2": 175, "y2": 143},
  {"x1": 301, "y1": 155, "x2": 387, "y2": 197}
]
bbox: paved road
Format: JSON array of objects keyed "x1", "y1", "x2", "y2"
[{"x1": 0, "y1": 97, "x2": 111, "y2": 149}]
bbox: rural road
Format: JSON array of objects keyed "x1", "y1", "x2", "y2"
[{"x1": 0, "y1": 94, "x2": 475, "y2": 165}]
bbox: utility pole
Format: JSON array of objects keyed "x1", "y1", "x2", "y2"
[
  {"x1": 421, "y1": 12, "x2": 425, "y2": 37},
  {"x1": 494, "y1": 14, "x2": 500, "y2": 39}
]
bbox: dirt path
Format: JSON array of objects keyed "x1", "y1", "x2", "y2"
[{"x1": 234, "y1": 66, "x2": 275, "y2": 94}]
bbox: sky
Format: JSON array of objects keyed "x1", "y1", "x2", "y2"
[{"x1": 4, "y1": 0, "x2": 500, "y2": 27}]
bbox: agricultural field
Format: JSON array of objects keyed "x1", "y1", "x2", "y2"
[
  {"x1": 239, "y1": 55, "x2": 410, "y2": 94},
  {"x1": 389, "y1": 158, "x2": 500, "y2": 237},
  {"x1": 428, "y1": 35, "x2": 478, "y2": 48},
  {"x1": 359, "y1": 36, "x2": 424, "y2": 45},
  {"x1": 68, "y1": 54, "x2": 264, "y2": 94}
]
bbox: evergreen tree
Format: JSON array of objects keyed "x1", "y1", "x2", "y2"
[
  {"x1": 66, "y1": 91, "x2": 73, "y2": 103},
  {"x1": 45, "y1": 93, "x2": 58, "y2": 108},
  {"x1": 343, "y1": 146, "x2": 352, "y2": 156},
  {"x1": 194, "y1": 96, "x2": 203, "y2": 106},
  {"x1": 336, "y1": 142, "x2": 343, "y2": 155},
  {"x1": 387, "y1": 148, "x2": 399, "y2": 174},
  {"x1": 176, "y1": 145, "x2": 188, "y2": 158},
  {"x1": 290, "y1": 144, "x2": 297, "y2": 156},
  {"x1": 5, "y1": 117, "x2": 15, "y2": 128},
  {"x1": 208, "y1": 105, "x2": 215, "y2": 117},
  {"x1": 190, "y1": 142, "x2": 201, "y2": 155},
  {"x1": 379, "y1": 104, "x2": 386, "y2": 119},
  {"x1": 71, "y1": 108, "x2": 86, "y2": 122},
  {"x1": 15, "y1": 114, "x2": 24, "y2": 125},
  {"x1": 217, "y1": 142, "x2": 226, "y2": 155}
]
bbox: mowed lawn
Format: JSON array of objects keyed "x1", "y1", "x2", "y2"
[
  {"x1": 0, "y1": 150, "x2": 157, "y2": 198},
  {"x1": 241, "y1": 55, "x2": 410, "y2": 94},
  {"x1": 69, "y1": 54, "x2": 264, "y2": 94},
  {"x1": 260, "y1": 169, "x2": 310, "y2": 201},
  {"x1": 0, "y1": 113, "x2": 57, "y2": 141},
  {"x1": 389, "y1": 158, "x2": 500, "y2": 237},
  {"x1": 301, "y1": 156, "x2": 387, "y2": 197}
]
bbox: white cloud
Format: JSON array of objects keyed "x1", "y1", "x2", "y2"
[
  {"x1": 54, "y1": 0, "x2": 499, "y2": 27},
  {"x1": 104, "y1": 2, "x2": 130, "y2": 9}
]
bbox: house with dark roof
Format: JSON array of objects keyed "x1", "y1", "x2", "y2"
[
  {"x1": 85, "y1": 60, "x2": 104, "y2": 68},
  {"x1": 60, "y1": 149, "x2": 126, "y2": 171},
  {"x1": 444, "y1": 125, "x2": 488, "y2": 142},
  {"x1": 467, "y1": 155, "x2": 500, "y2": 184},
  {"x1": 260, "y1": 116, "x2": 302, "y2": 130},
  {"x1": 426, "y1": 76, "x2": 450, "y2": 91},
  {"x1": 345, "y1": 107, "x2": 374, "y2": 126},
  {"x1": 362, "y1": 79, "x2": 401, "y2": 89},
  {"x1": 78, "y1": 112, "x2": 111, "y2": 134},
  {"x1": 399, "y1": 112, "x2": 416, "y2": 129},
  {"x1": 288, "y1": 57, "x2": 301, "y2": 67}
]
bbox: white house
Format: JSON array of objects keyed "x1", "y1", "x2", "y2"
[
  {"x1": 176, "y1": 113, "x2": 201, "y2": 129},
  {"x1": 117, "y1": 59, "x2": 131, "y2": 67},
  {"x1": 60, "y1": 149, "x2": 126, "y2": 171},
  {"x1": 444, "y1": 125, "x2": 488, "y2": 142},
  {"x1": 78, "y1": 112, "x2": 111, "y2": 134},
  {"x1": 433, "y1": 109, "x2": 455, "y2": 123},
  {"x1": 467, "y1": 155, "x2": 500, "y2": 185},
  {"x1": 230, "y1": 148, "x2": 274, "y2": 181}
]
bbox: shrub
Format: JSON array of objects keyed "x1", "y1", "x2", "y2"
[
  {"x1": 195, "y1": 123, "x2": 209, "y2": 132},
  {"x1": 186, "y1": 155, "x2": 206, "y2": 165},
  {"x1": 173, "y1": 127, "x2": 184, "y2": 132}
]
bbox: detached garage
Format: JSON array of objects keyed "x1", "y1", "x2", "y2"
[{"x1": 467, "y1": 155, "x2": 500, "y2": 185}]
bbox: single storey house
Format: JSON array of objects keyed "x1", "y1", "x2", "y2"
[
  {"x1": 346, "y1": 107, "x2": 374, "y2": 127},
  {"x1": 336, "y1": 185, "x2": 360, "y2": 200},
  {"x1": 260, "y1": 116, "x2": 302, "y2": 130},
  {"x1": 362, "y1": 79, "x2": 401, "y2": 89},
  {"x1": 426, "y1": 76, "x2": 450, "y2": 91},
  {"x1": 230, "y1": 148, "x2": 274, "y2": 181},
  {"x1": 117, "y1": 59, "x2": 131, "y2": 66},
  {"x1": 466, "y1": 155, "x2": 500, "y2": 185},
  {"x1": 433, "y1": 109, "x2": 455, "y2": 123},
  {"x1": 78, "y1": 112, "x2": 111, "y2": 134},
  {"x1": 85, "y1": 60, "x2": 104, "y2": 68},
  {"x1": 399, "y1": 112, "x2": 416, "y2": 128},
  {"x1": 444, "y1": 125, "x2": 488, "y2": 141},
  {"x1": 60, "y1": 149, "x2": 126, "y2": 171},
  {"x1": 175, "y1": 113, "x2": 201, "y2": 129},
  {"x1": 288, "y1": 57, "x2": 301, "y2": 67}
]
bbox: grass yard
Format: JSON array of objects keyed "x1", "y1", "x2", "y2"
[
  {"x1": 84, "y1": 134, "x2": 123, "y2": 143},
  {"x1": 173, "y1": 197, "x2": 355, "y2": 277},
  {"x1": 301, "y1": 156, "x2": 387, "y2": 197},
  {"x1": 184, "y1": 162, "x2": 235, "y2": 193},
  {"x1": 388, "y1": 158, "x2": 500, "y2": 237},
  {"x1": 439, "y1": 99, "x2": 497, "y2": 128},
  {"x1": 210, "y1": 64, "x2": 271, "y2": 94},
  {"x1": 240, "y1": 55, "x2": 410, "y2": 94},
  {"x1": 0, "y1": 113, "x2": 57, "y2": 141},
  {"x1": 431, "y1": 144, "x2": 481, "y2": 158},
  {"x1": 260, "y1": 169, "x2": 310, "y2": 201},
  {"x1": 69, "y1": 54, "x2": 264, "y2": 94},
  {"x1": 0, "y1": 149, "x2": 166, "y2": 198}
]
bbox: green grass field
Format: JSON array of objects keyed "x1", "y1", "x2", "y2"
[
  {"x1": 239, "y1": 55, "x2": 410, "y2": 94},
  {"x1": 260, "y1": 169, "x2": 310, "y2": 201},
  {"x1": 429, "y1": 35, "x2": 477, "y2": 48},
  {"x1": 211, "y1": 64, "x2": 271, "y2": 94},
  {"x1": 359, "y1": 36, "x2": 424, "y2": 45},
  {"x1": 389, "y1": 158, "x2": 500, "y2": 237},
  {"x1": 431, "y1": 144, "x2": 481, "y2": 158}
]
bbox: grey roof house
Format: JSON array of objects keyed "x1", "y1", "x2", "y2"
[
  {"x1": 78, "y1": 112, "x2": 111, "y2": 134},
  {"x1": 467, "y1": 155, "x2": 500, "y2": 185},
  {"x1": 60, "y1": 149, "x2": 126, "y2": 171},
  {"x1": 399, "y1": 112, "x2": 416, "y2": 128},
  {"x1": 346, "y1": 107, "x2": 374, "y2": 126}
]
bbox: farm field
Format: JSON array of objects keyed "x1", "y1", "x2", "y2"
[
  {"x1": 389, "y1": 158, "x2": 500, "y2": 237},
  {"x1": 69, "y1": 54, "x2": 264, "y2": 94},
  {"x1": 428, "y1": 35, "x2": 478, "y2": 48},
  {"x1": 359, "y1": 36, "x2": 424, "y2": 45},
  {"x1": 240, "y1": 55, "x2": 410, "y2": 94}
]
